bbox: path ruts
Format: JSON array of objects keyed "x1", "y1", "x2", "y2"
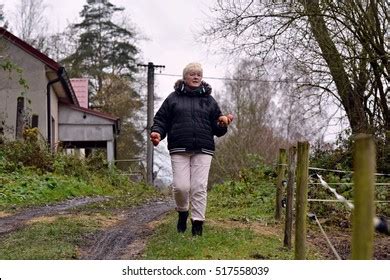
[
  {"x1": 0, "y1": 196, "x2": 109, "y2": 235},
  {"x1": 80, "y1": 199, "x2": 174, "y2": 260}
]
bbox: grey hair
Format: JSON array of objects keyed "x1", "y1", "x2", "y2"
[{"x1": 182, "y1": 62, "x2": 203, "y2": 78}]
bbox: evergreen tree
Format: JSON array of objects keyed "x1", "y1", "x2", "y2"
[
  {"x1": 63, "y1": 0, "x2": 144, "y2": 161},
  {"x1": 95, "y1": 74, "x2": 144, "y2": 160},
  {"x1": 63, "y1": 0, "x2": 138, "y2": 93}
]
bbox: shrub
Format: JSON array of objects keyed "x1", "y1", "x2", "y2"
[
  {"x1": 0, "y1": 130, "x2": 54, "y2": 172},
  {"x1": 209, "y1": 155, "x2": 276, "y2": 219},
  {"x1": 53, "y1": 153, "x2": 89, "y2": 179}
]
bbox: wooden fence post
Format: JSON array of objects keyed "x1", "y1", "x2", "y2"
[
  {"x1": 352, "y1": 134, "x2": 375, "y2": 259},
  {"x1": 295, "y1": 141, "x2": 309, "y2": 259},
  {"x1": 284, "y1": 145, "x2": 297, "y2": 249},
  {"x1": 275, "y1": 148, "x2": 287, "y2": 220}
]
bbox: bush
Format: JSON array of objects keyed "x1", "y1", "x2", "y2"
[
  {"x1": 0, "y1": 131, "x2": 54, "y2": 172},
  {"x1": 208, "y1": 155, "x2": 276, "y2": 220},
  {"x1": 0, "y1": 132, "x2": 122, "y2": 181},
  {"x1": 53, "y1": 153, "x2": 89, "y2": 179}
]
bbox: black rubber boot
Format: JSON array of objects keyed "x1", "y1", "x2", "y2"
[
  {"x1": 191, "y1": 220, "x2": 204, "y2": 236},
  {"x1": 177, "y1": 211, "x2": 189, "y2": 233}
]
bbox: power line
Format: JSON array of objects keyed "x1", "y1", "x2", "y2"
[{"x1": 155, "y1": 73, "x2": 307, "y2": 84}]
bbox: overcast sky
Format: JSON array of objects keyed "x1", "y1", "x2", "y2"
[{"x1": 1, "y1": 0, "x2": 227, "y2": 101}]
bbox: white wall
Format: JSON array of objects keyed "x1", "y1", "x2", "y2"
[
  {"x1": 0, "y1": 38, "x2": 48, "y2": 140},
  {"x1": 58, "y1": 105, "x2": 115, "y2": 142}
]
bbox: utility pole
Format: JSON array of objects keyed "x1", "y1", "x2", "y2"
[{"x1": 137, "y1": 62, "x2": 165, "y2": 185}]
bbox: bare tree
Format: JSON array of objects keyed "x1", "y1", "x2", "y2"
[
  {"x1": 210, "y1": 57, "x2": 333, "y2": 183},
  {"x1": 272, "y1": 57, "x2": 333, "y2": 143},
  {"x1": 12, "y1": 0, "x2": 48, "y2": 48},
  {"x1": 0, "y1": 4, "x2": 8, "y2": 28},
  {"x1": 210, "y1": 59, "x2": 288, "y2": 183},
  {"x1": 203, "y1": 0, "x2": 389, "y2": 139},
  {"x1": 43, "y1": 27, "x2": 79, "y2": 62}
]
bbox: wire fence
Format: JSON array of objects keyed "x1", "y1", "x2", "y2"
[
  {"x1": 306, "y1": 173, "x2": 389, "y2": 259},
  {"x1": 113, "y1": 158, "x2": 145, "y2": 181},
  {"x1": 309, "y1": 166, "x2": 390, "y2": 177},
  {"x1": 307, "y1": 213, "x2": 342, "y2": 260},
  {"x1": 278, "y1": 137, "x2": 389, "y2": 260}
]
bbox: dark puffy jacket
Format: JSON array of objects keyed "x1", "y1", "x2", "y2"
[{"x1": 151, "y1": 80, "x2": 227, "y2": 156}]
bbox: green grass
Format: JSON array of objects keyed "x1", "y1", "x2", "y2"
[
  {"x1": 0, "y1": 172, "x2": 163, "y2": 260},
  {"x1": 0, "y1": 152, "x2": 326, "y2": 260},
  {"x1": 0, "y1": 147, "x2": 164, "y2": 260},
  {"x1": 142, "y1": 173, "x2": 324, "y2": 260},
  {"x1": 0, "y1": 216, "x2": 100, "y2": 259},
  {"x1": 143, "y1": 214, "x2": 295, "y2": 260},
  {"x1": 207, "y1": 180, "x2": 275, "y2": 222},
  {"x1": 0, "y1": 168, "x2": 161, "y2": 211},
  {"x1": 0, "y1": 141, "x2": 164, "y2": 260},
  {"x1": 0, "y1": 171, "x2": 99, "y2": 207},
  {"x1": 0, "y1": 142, "x2": 163, "y2": 211}
]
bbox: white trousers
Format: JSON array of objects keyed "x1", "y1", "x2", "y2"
[{"x1": 171, "y1": 153, "x2": 213, "y2": 221}]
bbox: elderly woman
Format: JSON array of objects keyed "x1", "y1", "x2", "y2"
[{"x1": 150, "y1": 62, "x2": 233, "y2": 236}]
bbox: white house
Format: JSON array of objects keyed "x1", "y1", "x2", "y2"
[{"x1": 0, "y1": 27, "x2": 119, "y2": 163}]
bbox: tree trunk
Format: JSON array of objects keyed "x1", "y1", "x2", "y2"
[{"x1": 301, "y1": 0, "x2": 370, "y2": 134}]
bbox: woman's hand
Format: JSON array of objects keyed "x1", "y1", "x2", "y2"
[
  {"x1": 150, "y1": 132, "x2": 161, "y2": 146},
  {"x1": 218, "y1": 114, "x2": 234, "y2": 127}
]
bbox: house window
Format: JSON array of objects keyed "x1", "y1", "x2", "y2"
[
  {"x1": 15, "y1": 97, "x2": 24, "y2": 139},
  {"x1": 51, "y1": 116, "x2": 55, "y2": 151},
  {"x1": 32, "y1": 114, "x2": 39, "y2": 128}
]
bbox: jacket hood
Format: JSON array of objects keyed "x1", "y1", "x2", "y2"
[{"x1": 173, "y1": 79, "x2": 212, "y2": 96}]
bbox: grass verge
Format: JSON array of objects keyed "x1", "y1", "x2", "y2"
[
  {"x1": 0, "y1": 168, "x2": 162, "y2": 211},
  {"x1": 142, "y1": 166, "x2": 324, "y2": 260},
  {"x1": 0, "y1": 215, "x2": 100, "y2": 259},
  {"x1": 143, "y1": 214, "x2": 295, "y2": 260}
]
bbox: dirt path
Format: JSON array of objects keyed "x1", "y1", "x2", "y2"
[
  {"x1": 79, "y1": 199, "x2": 175, "y2": 260},
  {"x1": 0, "y1": 196, "x2": 175, "y2": 260},
  {"x1": 0, "y1": 196, "x2": 109, "y2": 235}
]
